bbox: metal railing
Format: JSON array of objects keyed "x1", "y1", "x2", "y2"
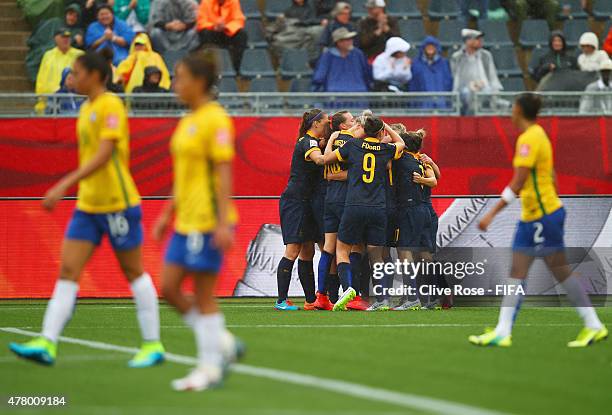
[{"x1": 0, "y1": 91, "x2": 610, "y2": 117}]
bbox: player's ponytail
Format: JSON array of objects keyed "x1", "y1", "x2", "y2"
[
  {"x1": 363, "y1": 116, "x2": 384, "y2": 138},
  {"x1": 401, "y1": 128, "x2": 426, "y2": 153},
  {"x1": 298, "y1": 108, "x2": 324, "y2": 138}
]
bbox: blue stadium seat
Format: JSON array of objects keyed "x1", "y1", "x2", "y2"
[
  {"x1": 216, "y1": 48, "x2": 237, "y2": 77},
  {"x1": 558, "y1": 0, "x2": 588, "y2": 20},
  {"x1": 280, "y1": 49, "x2": 313, "y2": 80},
  {"x1": 437, "y1": 20, "x2": 464, "y2": 51},
  {"x1": 398, "y1": 20, "x2": 426, "y2": 47},
  {"x1": 563, "y1": 19, "x2": 590, "y2": 48},
  {"x1": 501, "y1": 76, "x2": 525, "y2": 91},
  {"x1": 386, "y1": 0, "x2": 421, "y2": 19},
  {"x1": 428, "y1": 0, "x2": 461, "y2": 20},
  {"x1": 265, "y1": 0, "x2": 292, "y2": 19},
  {"x1": 519, "y1": 20, "x2": 550, "y2": 49},
  {"x1": 593, "y1": 1, "x2": 612, "y2": 20},
  {"x1": 248, "y1": 77, "x2": 279, "y2": 92},
  {"x1": 347, "y1": 0, "x2": 367, "y2": 20},
  {"x1": 245, "y1": 19, "x2": 268, "y2": 48},
  {"x1": 289, "y1": 77, "x2": 312, "y2": 92},
  {"x1": 218, "y1": 77, "x2": 238, "y2": 93},
  {"x1": 239, "y1": 49, "x2": 275, "y2": 78},
  {"x1": 162, "y1": 49, "x2": 188, "y2": 75},
  {"x1": 490, "y1": 46, "x2": 522, "y2": 78},
  {"x1": 478, "y1": 19, "x2": 513, "y2": 48},
  {"x1": 241, "y1": 0, "x2": 261, "y2": 19}
]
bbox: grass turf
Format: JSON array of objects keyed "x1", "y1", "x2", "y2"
[{"x1": 0, "y1": 299, "x2": 610, "y2": 415}]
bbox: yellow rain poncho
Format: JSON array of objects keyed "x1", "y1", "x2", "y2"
[{"x1": 116, "y1": 33, "x2": 171, "y2": 93}]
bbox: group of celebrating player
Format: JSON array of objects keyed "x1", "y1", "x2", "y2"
[{"x1": 274, "y1": 108, "x2": 447, "y2": 313}]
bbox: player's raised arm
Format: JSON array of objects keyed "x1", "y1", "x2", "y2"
[
  {"x1": 384, "y1": 123, "x2": 405, "y2": 154},
  {"x1": 420, "y1": 153, "x2": 441, "y2": 179}
]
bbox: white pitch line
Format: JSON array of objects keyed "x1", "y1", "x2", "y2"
[{"x1": 0, "y1": 327, "x2": 508, "y2": 415}]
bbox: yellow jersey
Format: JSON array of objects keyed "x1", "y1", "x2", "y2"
[
  {"x1": 512, "y1": 124, "x2": 562, "y2": 222},
  {"x1": 170, "y1": 101, "x2": 238, "y2": 234},
  {"x1": 76, "y1": 93, "x2": 140, "y2": 213}
]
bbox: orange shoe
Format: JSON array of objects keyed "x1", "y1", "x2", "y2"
[
  {"x1": 347, "y1": 296, "x2": 369, "y2": 311},
  {"x1": 303, "y1": 300, "x2": 317, "y2": 311},
  {"x1": 313, "y1": 292, "x2": 333, "y2": 310}
]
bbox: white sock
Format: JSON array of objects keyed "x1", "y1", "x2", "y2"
[
  {"x1": 41, "y1": 280, "x2": 79, "y2": 343},
  {"x1": 130, "y1": 273, "x2": 160, "y2": 342},
  {"x1": 182, "y1": 307, "x2": 198, "y2": 328},
  {"x1": 495, "y1": 278, "x2": 525, "y2": 337},
  {"x1": 561, "y1": 276, "x2": 603, "y2": 330},
  {"x1": 193, "y1": 312, "x2": 225, "y2": 369}
]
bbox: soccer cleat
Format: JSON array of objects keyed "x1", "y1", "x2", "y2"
[
  {"x1": 422, "y1": 299, "x2": 443, "y2": 310},
  {"x1": 468, "y1": 330, "x2": 512, "y2": 347},
  {"x1": 128, "y1": 341, "x2": 165, "y2": 368},
  {"x1": 274, "y1": 300, "x2": 299, "y2": 311},
  {"x1": 347, "y1": 296, "x2": 369, "y2": 311},
  {"x1": 171, "y1": 365, "x2": 223, "y2": 392},
  {"x1": 303, "y1": 301, "x2": 317, "y2": 311},
  {"x1": 313, "y1": 292, "x2": 334, "y2": 310},
  {"x1": 393, "y1": 299, "x2": 421, "y2": 311},
  {"x1": 9, "y1": 336, "x2": 57, "y2": 365},
  {"x1": 367, "y1": 299, "x2": 390, "y2": 311},
  {"x1": 332, "y1": 287, "x2": 356, "y2": 311},
  {"x1": 567, "y1": 326, "x2": 608, "y2": 348}
]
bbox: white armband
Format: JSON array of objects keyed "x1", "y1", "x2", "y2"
[{"x1": 501, "y1": 186, "x2": 517, "y2": 204}]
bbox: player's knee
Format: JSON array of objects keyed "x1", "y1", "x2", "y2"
[
  {"x1": 284, "y1": 244, "x2": 301, "y2": 260},
  {"x1": 59, "y1": 262, "x2": 81, "y2": 280},
  {"x1": 161, "y1": 281, "x2": 180, "y2": 304}
]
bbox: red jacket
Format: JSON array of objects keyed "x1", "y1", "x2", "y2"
[
  {"x1": 197, "y1": 0, "x2": 245, "y2": 36},
  {"x1": 604, "y1": 27, "x2": 612, "y2": 56}
]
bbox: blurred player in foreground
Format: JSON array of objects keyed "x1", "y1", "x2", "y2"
[
  {"x1": 9, "y1": 52, "x2": 165, "y2": 367},
  {"x1": 470, "y1": 93, "x2": 608, "y2": 347},
  {"x1": 153, "y1": 52, "x2": 244, "y2": 390}
]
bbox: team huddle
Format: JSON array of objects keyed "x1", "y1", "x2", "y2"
[{"x1": 275, "y1": 108, "x2": 446, "y2": 313}]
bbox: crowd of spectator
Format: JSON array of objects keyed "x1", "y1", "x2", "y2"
[{"x1": 19, "y1": 0, "x2": 612, "y2": 114}]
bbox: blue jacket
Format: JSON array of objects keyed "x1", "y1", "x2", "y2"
[
  {"x1": 85, "y1": 17, "x2": 135, "y2": 66},
  {"x1": 410, "y1": 36, "x2": 452, "y2": 93},
  {"x1": 52, "y1": 68, "x2": 82, "y2": 114},
  {"x1": 312, "y1": 47, "x2": 371, "y2": 92}
]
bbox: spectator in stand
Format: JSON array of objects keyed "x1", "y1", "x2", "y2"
[
  {"x1": 64, "y1": 3, "x2": 85, "y2": 47},
  {"x1": 451, "y1": 29, "x2": 502, "y2": 114},
  {"x1": 579, "y1": 59, "x2": 612, "y2": 113},
  {"x1": 604, "y1": 25, "x2": 612, "y2": 56},
  {"x1": 577, "y1": 32, "x2": 609, "y2": 72},
  {"x1": 113, "y1": 0, "x2": 150, "y2": 32},
  {"x1": 315, "y1": 0, "x2": 339, "y2": 19},
  {"x1": 319, "y1": 2, "x2": 357, "y2": 48},
  {"x1": 372, "y1": 37, "x2": 412, "y2": 91},
  {"x1": 149, "y1": 0, "x2": 199, "y2": 55},
  {"x1": 85, "y1": 4, "x2": 135, "y2": 66},
  {"x1": 410, "y1": 36, "x2": 453, "y2": 94},
  {"x1": 531, "y1": 31, "x2": 577, "y2": 83},
  {"x1": 132, "y1": 66, "x2": 170, "y2": 93},
  {"x1": 54, "y1": 67, "x2": 82, "y2": 114},
  {"x1": 71, "y1": 0, "x2": 107, "y2": 27},
  {"x1": 197, "y1": 0, "x2": 247, "y2": 73},
  {"x1": 313, "y1": 27, "x2": 371, "y2": 92},
  {"x1": 116, "y1": 33, "x2": 171, "y2": 92},
  {"x1": 500, "y1": 0, "x2": 560, "y2": 30},
  {"x1": 358, "y1": 0, "x2": 399, "y2": 62},
  {"x1": 35, "y1": 28, "x2": 84, "y2": 112},
  {"x1": 459, "y1": 0, "x2": 489, "y2": 22}
]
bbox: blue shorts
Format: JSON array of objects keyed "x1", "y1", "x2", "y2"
[
  {"x1": 338, "y1": 205, "x2": 387, "y2": 246},
  {"x1": 513, "y1": 207, "x2": 565, "y2": 256},
  {"x1": 279, "y1": 196, "x2": 319, "y2": 245},
  {"x1": 65, "y1": 205, "x2": 143, "y2": 251},
  {"x1": 397, "y1": 204, "x2": 434, "y2": 252},
  {"x1": 324, "y1": 201, "x2": 345, "y2": 233},
  {"x1": 164, "y1": 232, "x2": 223, "y2": 273}
]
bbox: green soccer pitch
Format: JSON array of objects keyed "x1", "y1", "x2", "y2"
[{"x1": 0, "y1": 299, "x2": 610, "y2": 415}]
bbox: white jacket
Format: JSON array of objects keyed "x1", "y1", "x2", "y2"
[
  {"x1": 578, "y1": 50, "x2": 609, "y2": 72},
  {"x1": 373, "y1": 37, "x2": 412, "y2": 86}
]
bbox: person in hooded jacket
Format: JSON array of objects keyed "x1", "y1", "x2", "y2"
[
  {"x1": 372, "y1": 37, "x2": 412, "y2": 91},
  {"x1": 577, "y1": 32, "x2": 609, "y2": 72},
  {"x1": 116, "y1": 32, "x2": 171, "y2": 93},
  {"x1": 53, "y1": 67, "x2": 83, "y2": 114},
  {"x1": 410, "y1": 36, "x2": 453, "y2": 94},
  {"x1": 531, "y1": 31, "x2": 578, "y2": 84},
  {"x1": 132, "y1": 66, "x2": 170, "y2": 93}
]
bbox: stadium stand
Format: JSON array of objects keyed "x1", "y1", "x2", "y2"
[
  {"x1": 347, "y1": 0, "x2": 367, "y2": 20},
  {"x1": 593, "y1": 0, "x2": 612, "y2": 20},
  {"x1": 519, "y1": 19, "x2": 551, "y2": 49},
  {"x1": 478, "y1": 20, "x2": 513, "y2": 48},
  {"x1": 218, "y1": 48, "x2": 237, "y2": 78},
  {"x1": 245, "y1": 19, "x2": 268, "y2": 49},
  {"x1": 428, "y1": 0, "x2": 461, "y2": 20},
  {"x1": 438, "y1": 20, "x2": 464, "y2": 51},
  {"x1": 501, "y1": 76, "x2": 526, "y2": 91},
  {"x1": 558, "y1": 0, "x2": 588, "y2": 20},
  {"x1": 279, "y1": 48, "x2": 313, "y2": 80},
  {"x1": 265, "y1": 0, "x2": 291, "y2": 20},
  {"x1": 289, "y1": 77, "x2": 312, "y2": 92},
  {"x1": 491, "y1": 46, "x2": 522, "y2": 78},
  {"x1": 0, "y1": 1, "x2": 31, "y2": 91},
  {"x1": 563, "y1": 19, "x2": 590, "y2": 48},
  {"x1": 241, "y1": 0, "x2": 262, "y2": 20},
  {"x1": 386, "y1": 0, "x2": 421, "y2": 20},
  {"x1": 239, "y1": 49, "x2": 275, "y2": 79},
  {"x1": 248, "y1": 77, "x2": 279, "y2": 93},
  {"x1": 218, "y1": 76, "x2": 239, "y2": 93},
  {"x1": 398, "y1": 20, "x2": 426, "y2": 47},
  {"x1": 162, "y1": 50, "x2": 189, "y2": 76}
]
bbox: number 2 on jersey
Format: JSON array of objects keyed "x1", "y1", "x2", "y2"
[{"x1": 362, "y1": 153, "x2": 376, "y2": 183}]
